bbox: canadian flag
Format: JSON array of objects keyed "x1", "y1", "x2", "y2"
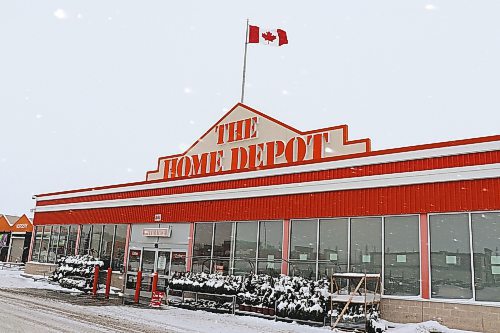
[{"x1": 248, "y1": 25, "x2": 288, "y2": 46}]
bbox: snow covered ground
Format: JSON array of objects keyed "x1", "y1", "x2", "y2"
[{"x1": 0, "y1": 267, "x2": 480, "y2": 333}]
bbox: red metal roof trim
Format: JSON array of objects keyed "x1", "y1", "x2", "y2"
[{"x1": 33, "y1": 178, "x2": 500, "y2": 225}]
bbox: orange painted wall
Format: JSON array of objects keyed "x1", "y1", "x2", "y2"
[{"x1": 11, "y1": 215, "x2": 33, "y2": 233}]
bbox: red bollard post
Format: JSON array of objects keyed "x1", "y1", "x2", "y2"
[
  {"x1": 152, "y1": 272, "x2": 158, "y2": 294},
  {"x1": 92, "y1": 265, "x2": 100, "y2": 296},
  {"x1": 134, "y1": 271, "x2": 142, "y2": 303},
  {"x1": 105, "y1": 268, "x2": 112, "y2": 299}
]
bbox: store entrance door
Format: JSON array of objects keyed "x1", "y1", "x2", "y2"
[{"x1": 125, "y1": 248, "x2": 187, "y2": 298}]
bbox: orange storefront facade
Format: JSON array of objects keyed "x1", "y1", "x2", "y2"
[{"x1": 0, "y1": 214, "x2": 33, "y2": 263}]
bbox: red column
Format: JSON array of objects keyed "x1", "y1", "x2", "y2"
[
  {"x1": 92, "y1": 265, "x2": 100, "y2": 296},
  {"x1": 134, "y1": 271, "x2": 142, "y2": 303},
  {"x1": 419, "y1": 213, "x2": 430, "y2": 299},
  {"x1": 281, "y1": 219, "x2": 290, "y2": 275},
  {"x1": 186, "y1": 222, "x2": 195, "y2": 272},
  {"x1": 151, "y1": 272, "x2": 158, "y2": 293},
  {"x1": 105, "y1": 268, "x2": 112, "y2": 299}
]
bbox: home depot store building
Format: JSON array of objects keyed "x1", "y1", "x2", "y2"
[{"x1": 29, "y1": 104, "x2": 499, "y2": 331}]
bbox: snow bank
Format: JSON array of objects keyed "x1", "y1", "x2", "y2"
[{"x1": 0, "y1": 268, "x2": 68, "y2": 291}]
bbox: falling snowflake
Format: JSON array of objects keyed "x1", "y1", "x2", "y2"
[
  {"x1": 424, "y1": 4, "x2": 437, "y2": 11},
  {"x1": 184, "y1": 87, "x2": 192, "y2": 94},
  {"x1": 325, "y1": 147, "x2": 333, "y2": 153},
  {"x1": 126, "y1": 168, "x2": 133, "y2": 173},
  {"x1": 189, "y1": 120, "x2": 195, "y2": 125},
  {"x1": 35, "y1": 114, "x2": 43, "y2": 119},
  {"x1": 53, "y1": 9, "x2": 68, "y2": 20},
  {"x1": 282, "y1": 90, "x2": 289, "y2": 95}
]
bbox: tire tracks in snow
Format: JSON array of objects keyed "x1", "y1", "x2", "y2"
[{"x1": 0, "y1": 289, "x2": 163, "y2": 333}]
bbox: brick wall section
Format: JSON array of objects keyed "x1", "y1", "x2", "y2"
[
  {"x1": 381, "y1": 298, "x2": 500, "y2": 333},
  {"x1": 24, "y1": 261, "x2": 57, "y2": 276}
]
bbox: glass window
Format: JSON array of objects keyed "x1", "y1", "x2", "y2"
[
  {"x1": 234, "y1": 221, "x2": 258, "y2": 258},
  {"x1": 157, "y1": 250, "x2": 171, "y2": 275},
  {"x1": 258, "y1": 221, "x2": 282, "y2": 259},
  {"x1": 384, "y1": 216, "x2": 420, "y2": 296},
  {"x1": 257, "y1": 221, "x2": 283, "y2": 277},
  {"x1": 67, "y1": 225, "x2": 78, "y2": 257},
  {"x1": 90, "y1": 225, "x2": 103, "y2": 257},
  {"x1": 193, "y1": 223, "x2": 213, "y2": 257},
  {"x1": 141, "y1": 250, "x2": 156, "y2": 274},
  {"x1": 191, "y1": 257, "x2": 211, "y2": 273},
  {"x1": 127, "y1": 249, "x2": 141, "y2": 272},
  {"x1": 48, "y1": 225, "x2": 59, "y2": 263},
  {"x1": 233, "y1": 221, "x2": 258, "y2": 275},
  {"x1": 319, "y1": 218, "x2": 348, "y2": 274},
  {"x1": 233, "y1": 258, "x2": 255, "y2": 276},
  {"x1": 290, "y1": 219, "x2": 317, "y2": 261},
  {"x1": 430, "y1": 213, "x2": 472, "y2": 299},
  {"x1": 257, "y1": 260, "x2": 281, "y2": 277},
  {"x1": 213, "y1": 222, "x2": 233, "y2": 258},
  {"x1": 170, "y1": 252, "x2": 186, "y2": 274},
  {"x1": 79, "y1": 225, "x2": 91, "y2": 255},
  {"x1": 39, "y1": 226, "x2": 52, "y2": 263},
  {"x1": 112, "y1": 224, "x2": 127, "y2": 272},
  {"x1": 100, "y1": 225, "x2": 114, "y2": 269},
  {"x1": 31, "y1": 226, "x2": 44, "y2": 262},
  {"x1": 291, "y1": 261, "x2": 316, "y2": 280},
  {"x1": 57, "y1": 226, "x2": 69, "y2": 260},
  {"x1": 471, "y1": 212, "x2": 500, "y2": 302},
  {"x1": 350, "y1": 217, "x2": 382, "y2": 274},
  {"x1": 213, "y1": 258, "x2": 230, "y2": 274}
]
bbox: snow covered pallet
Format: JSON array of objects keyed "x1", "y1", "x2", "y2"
[{"x1": 329, "y1": 273, "x2": 383, "y2": 333}]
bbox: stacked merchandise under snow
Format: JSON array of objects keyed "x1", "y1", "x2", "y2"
[
  {"x1": 169, "y1": 273, "x2": 330, "y2": 323},
  {"x1": 51, "y1": 255, "x2": 104, "y2": 291}
]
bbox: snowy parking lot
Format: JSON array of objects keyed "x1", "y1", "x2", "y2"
[{"x1": 0, "y1": 268, "x2": 479, "y2": 333}]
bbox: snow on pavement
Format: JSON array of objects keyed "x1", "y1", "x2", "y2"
[
  {"x1": 0, "y1": 267, "x2": 482, "y2": 333},
  {"x1": 0, "y1": 267, "x2": 69, "y2": 291}
]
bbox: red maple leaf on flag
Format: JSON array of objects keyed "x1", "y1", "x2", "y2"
[{"x1": 261, "y1": 31, "x2": 276, "y2": 43}]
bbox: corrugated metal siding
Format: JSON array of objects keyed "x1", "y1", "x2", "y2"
[
  {"x1": 37, "y1": 150, "x2": 500, "y2": 207},
  {"x1": 34, "y1": 178, "x2": 500, "y2": 225}
]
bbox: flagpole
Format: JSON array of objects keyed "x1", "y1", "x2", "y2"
[{"x1": 240, "y1": 19, "x2": 249, "y2": 103}]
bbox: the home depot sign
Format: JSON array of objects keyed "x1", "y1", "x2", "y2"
[
  {"x1": 147, "y1": 104, "x2": 370, "y2": 181},
  {"x1": 163, "y1": 117, "x2": 331, "y2": 180}
]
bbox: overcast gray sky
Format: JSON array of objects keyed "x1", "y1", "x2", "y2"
[{"x1": 1, "y1": 1, "x2": 499, "y2": 216}]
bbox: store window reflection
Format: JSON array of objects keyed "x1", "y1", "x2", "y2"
[
  {"x1": 319, "y1": 218, "x2": 348, "y2": 277},
  {"x1": 233, "y1": 221, "x2": 258, "y2": 275},
  {"x1": 430, "y1": 213, "x2": 472, "y2": 299},
  {"x1": 471, "y1": 212, "x2": 500, "y2": 302},
  {"x1": 290, "y1": 219, "x2": 318, "y2": 279},
  {"x1": 258, "y1": 221, "x2": 282, "y2": 276},
  {"x1": 350, "y1": 217, "x2": 382, "y2": 274},
  {"x1": 384, "y1": 216, "x2": 420, "y2": 296}
]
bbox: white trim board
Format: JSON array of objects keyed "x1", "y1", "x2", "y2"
[{"x1": 35, "y1": 163, "x2": 500, "y2": 213}]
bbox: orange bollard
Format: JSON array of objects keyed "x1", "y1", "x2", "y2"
[
  {"x1": 92, "y1": 265, "x2": 100, "y2": 296},
  {"x1": 134, "y1": 271, "x2": 142, "y2": 303},
  {"x1": 152, "y1": 272, "x2": 158, "y2": 294},
  {"x1": 105, "y1": 268, "x2": 112, "y2": 299}
]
